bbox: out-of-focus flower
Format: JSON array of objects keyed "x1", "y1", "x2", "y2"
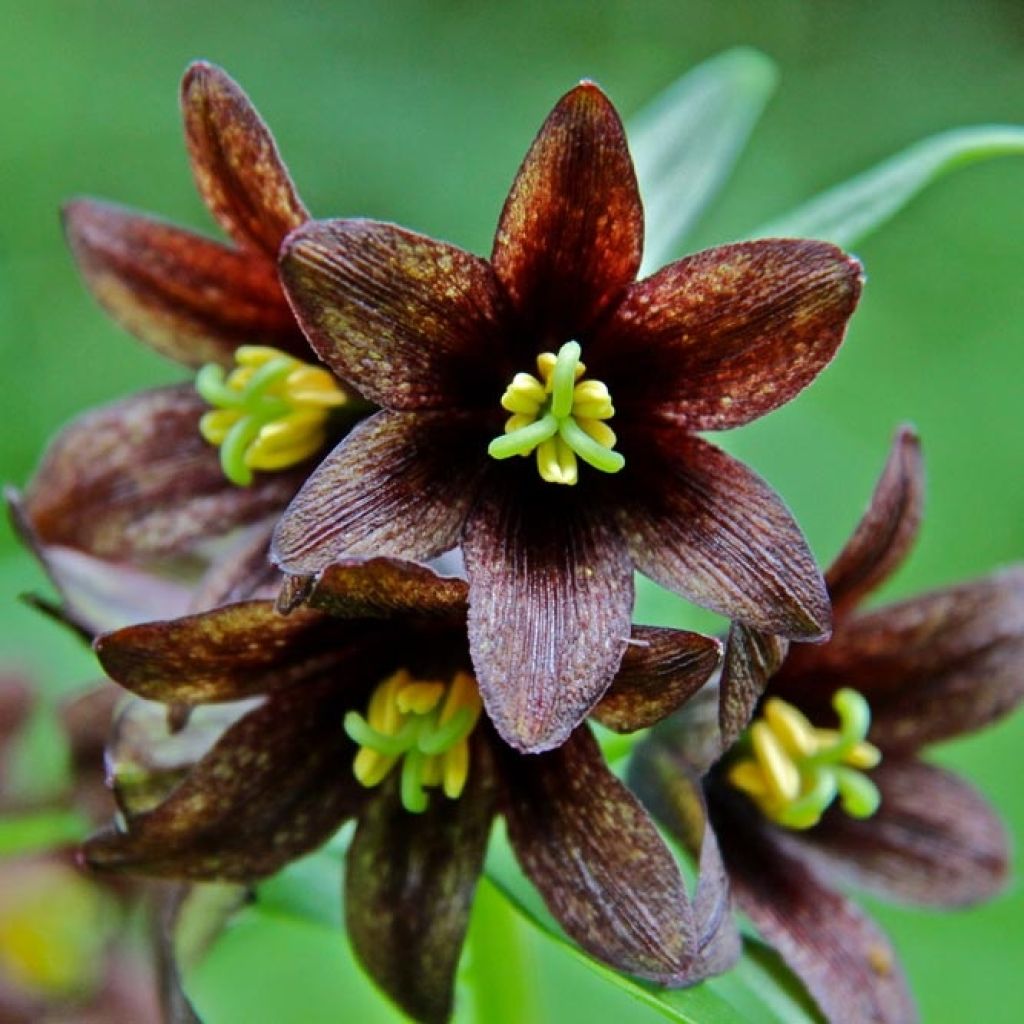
[
  {"x1": 13, "y1": 62, "x2": 362, "y2": 597},
  {"x1": 83, "y1": 557, "x2": 736, "y2": 1023},
  {"x1": 271, "y1": 80, "x2": 863, "y2": 754},
  {"x1": 631, "y1": 427, "x2": 1024, "y2": 1024}
]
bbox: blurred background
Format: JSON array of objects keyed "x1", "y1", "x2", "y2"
[{"x1": 1, "y1": 1, "x2": 1023, "y2": 1021}]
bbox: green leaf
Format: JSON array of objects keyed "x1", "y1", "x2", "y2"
[
  {"x1": 630, "y1": 47, "x2": 778, "y2": 274},
  {"x1": 753, "y1": 126, "x2": 1024, "y2": 247},
  {"x1": 484, "y1": 822, "x2": 821, "y2": 1024},
  {"x1": 0, "y1": 807, "x2": 90, "y2": 857}
]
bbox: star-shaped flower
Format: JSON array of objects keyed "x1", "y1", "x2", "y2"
[
  {"x1": 83, "y1": 558, "x2": 735, "y2": 1023},
  {"x1": 630, "y1": 428, "x2": 1024, "y2": 1024},
  {"x1": 271, "y1": 81, "x2": 864, "y2": 753}
]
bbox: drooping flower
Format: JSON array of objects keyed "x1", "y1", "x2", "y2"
[
  {"x1": 15, "y1": 61, "x2": 360, "y2": 581},
  {"x1": 630, "y1": 427, "x2": 1024, "y2": 1024},
  {"x1": 83, "y1": 557, "x2": 736, "y2": 1023},
  {"x1": 271, "y1": 80, "x2": 864, "y2": 753}
]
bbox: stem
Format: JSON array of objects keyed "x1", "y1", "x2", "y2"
[{"x1": 467, "y1": 879, "x2": 537, "y2": 1024}]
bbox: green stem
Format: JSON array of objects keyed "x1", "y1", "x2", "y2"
[{"x1": 467, "y1": 879, "x2": 537, "y2": 1024}]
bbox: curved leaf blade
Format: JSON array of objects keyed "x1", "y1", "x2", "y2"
[
  {"x1": 754, "y1": 126, "x2": 1024, "y2": 246},
  {"x1": 630, "y1": 47, "x2": 778, "y2": 274}
]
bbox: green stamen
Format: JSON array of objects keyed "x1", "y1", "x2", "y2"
[
  {"x1": 488, "y1": 340, "x2": 623, "y2": 484},
  {"x1": 727, "y1": 687, "x2": 883, "y2": 831}
]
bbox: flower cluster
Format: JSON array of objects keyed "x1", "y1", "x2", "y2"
[{"x1": 8, "y1": 57, "x2": 1023, "y2": 1024}]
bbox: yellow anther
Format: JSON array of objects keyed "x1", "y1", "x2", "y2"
[
  {"x1": 353, "y1": 747, "x2": 396, "y2": 787},
  {"x1": 727, "y1": 759, "x2": 772, "y2": 800},
  {"x1": 345, "y1": 669, "x2": 483, "y2": 813},
  {"x1": 396, "y1": 682, "x2": 445, "y2": 715},
  {"x1": 489, "y1": 341, "x2": 623, "y2": 482},
  {"x1": 764, "y1": 698, "x2": 819, "y2": 759},
  {"x1": 729, "y1": 691, "x2": 882, "y2": 831},
  {"x1": 442, "y1": 739, "x2": 471, "y2": 799},
  {"x1": 751, "y1": 721, "x2": 801, "y2": 801},
  {"x1": 196, "y1": 345, "x2": 347, "y2": 486},
  {"x1": 577, "y1": 417, "x2": 617, "y2": 449}
]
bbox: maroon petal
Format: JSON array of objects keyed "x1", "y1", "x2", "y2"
[
  {"x1": 309, "y1": 557, "x2": 468, "y2": 620},
  {"x1": 63, "y1": 199, "x2": 301, "y2": 367},
  {"x1": 20, "y1": 384, "x2": 304, "y2": 560},
  {"x1": 618, "y1": 431, "x2": 830, "y2": 640},
  {"x1": 182, "y1": 61, "x2": 308, "y2": 256},
  {"x1": 95, "y1": 600, "x2": 385, "y2": 705},
  {"x1": 801, "y1": 760, "x2": 1009, "y2": 908},
  {"x1": 84, "y1": 679, "x2": 365, "y2": 880},
  {"x1": 9, "y1": 487, "x2": 192, "y2": 636},
  {"x1": 188, "y1": 520, "x2": 281, "y2": 611},
  {"x1": 625, "y1": 740, "x2": 741, "y2": 979},
  {"x1": 500, "y1": 727, "x2": 703, "y2": 983},
  {"x1": 718, "y1": 623, "x2": 789, "y2": 750},
  {"x1": 712, "y1": 785, "x2": 917, "y2": 1024},
  {"x1": 463, "y1": 470, "x2": 633, "y2": 752},
  {"x1": 491, "y1": 82, "x2": 643, "y2": 337},
  {"x1": 826, "y1": 426, "x2": 924, "y2": 619},
  {"x1": 591, "y1": 626, "x2": 721, "y2": 733},
  {"x1": 345, "y1": 738, "x2": 497, "y2": 1024},
  {"x1": 272, "y1": 410, "x2": 485, "y2": 576},
  {"x1": 280, "y1": 219, "x2": 507, "y2": 409},
  {"x1": 778, "y1": 567, "x2": 1024, "y2": 751},
  {"x1": 593, "y1": 240, "x2": 862, "y2": 430}
]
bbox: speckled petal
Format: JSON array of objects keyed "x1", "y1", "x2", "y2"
[
  {"x1": 501, "y1": 726, "x2": 717, "y2": 984},
  {"x1": 592, "y1": 626, "x2": 721, "y2": 733},
  {"x1": 62, "y1": 199, "x2": 302, "y2": 367},
  {"x1": 463, "y1": 468, "x2": 633, "y2": 752},
  {"x1": 345, "y1": 737, "x2": 497, "y2": 1024},
  {"x1": 801, "y1": 760, "x2": 1009, "y2": 908},
  {"x1": 95, "y1": 599, "x2": 388, "y2": 705},
  {"x1": 182, "y1": 61, "x2": 308, "y2": 255},
  {"x1": 717, "y1": 622, "x2": 789, "y2": 749},
  {"x1": 711, "y1": 783, "x2": 916, "y2": 1024},
  {"x1": 491, "y1": 82, "x2": 644, "y2": 339},
  {"x1": 826, "y1": 426, "x2": 924, "y2": 619},
  {"x1": 272, "y1": 410, "x2": 486, "y2": 576},
  {"x1": 280, "y1": 219, "x2": 507, "y2": 410},
  {"x1": 309, "y1": 557, "x2": 468, "y2": 620},
  {"x1": 776, "y1": 566, "x2": 1024, "y2": 752},
  {"x1": 20, "y1": 384, "x2": 306, "y2": 560},
  {"x1": 591, "y1": 239, "x2": 862, "y2": 430},
  {"x1": 83, "y1": 679, "x2": 366, "y2": 881},
  {"x1": 617, "y1": 430, "x2": 830, "y2": 640}
]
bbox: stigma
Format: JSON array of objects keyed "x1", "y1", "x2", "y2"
[
  {"x1": 487, "y1": 341, "x2": 624, "y2": 484},
  {"x1": 343, "y1": 669, "x2": 483, "y2": 814},
  {"x1": 727, "y1": 688, "x2": 882, "y2": 830},
  {"x1": 196, "y1": 345, "x2": 347, "y2": 486}
]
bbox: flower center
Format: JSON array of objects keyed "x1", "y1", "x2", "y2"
[
  {"x1": 343, "y1": 668, "x2": 483, "y2": 814},
  {"x1": 726, "y1": 688, "x2": 882, "y2": 830},
  {"x1": 196, "y1": 345, "x2": 347, "y2": 486},
  {"x1": 487, "y1": 340, "x2": 624, "y2": 485}
]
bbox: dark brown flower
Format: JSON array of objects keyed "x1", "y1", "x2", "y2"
[
  {"x1": 84, "y1": 557, "x2": 736, "y2": 1023},
  {"x1": 17, "y1": 62, "x2": 360, "y2": 579},
  {"x1": 631, "y1": 427, "x2": 1024, "y2": 1024},
  {"x1": 271, "y1": 81, "x2": 863, "y2": 753}
]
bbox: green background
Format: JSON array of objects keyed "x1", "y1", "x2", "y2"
[{"x1": 1, "y1": 1, "x2": 1023, "y2": 1022}]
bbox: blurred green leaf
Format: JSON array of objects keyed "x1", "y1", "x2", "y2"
[
  {"x1": 630, "y1": 47, "x2": 777, "y2": 273},
  {"x1": 0, "y1": 807, "x2": 89, "y2": 857},
  {"x1": 753, "y1": 126, "x2": 1024, "y2": 246}
]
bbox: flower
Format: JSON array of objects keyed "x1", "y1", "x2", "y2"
[
  {"x1": 83, "y1": 557, "x2": 736, "y2": 1023},
  {"x1": 271, "y1": 80, "x2": 864, "y2": 754},
  {"x1": 630, "y1": 427, "x2": 1024, "y2": 1024},
  {"x1": 14, "y1": 61, "x2": 358, "y2": 579}
]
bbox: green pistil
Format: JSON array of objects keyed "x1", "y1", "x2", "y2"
[{"x1": 487, "y1": 340, "x2": 624, "y2": 483}]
